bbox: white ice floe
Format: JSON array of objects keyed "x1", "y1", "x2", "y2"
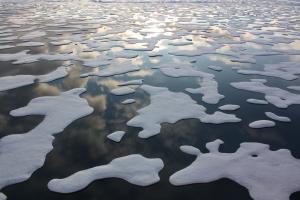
[
  {"x1": 237, "y1": 62, "x2": 300, "y2": 81},
  {"x1": 170, "y1": 139, "x2": 300, "y2": 200},
  {"x1": 208, "y1": 65, "x2": 222, "y2": 71},
  {"x1": 218, "y1": 104, "x2": 240, "y2": 111},
  {"x1": 0, "y1": 89, "x2": 93, "y2": 198},
  {"x1": 118, "y1": 79, "x2": 143, "y2": 86},
  {"x1": 180, "y1": 145, "x2": 201, "y2": 156},
  {"x1": 122, "y1": 99, "x2": 136, "y2": 104},
  {"x1": 186, "y1": 77, "x2": 225, "y2": 104},
  {"x1": 48, "y1": 154, "x2": 164, "y2": 193},
  {"x1": 265, "y1": 112, "x2": 291, "y2": 122},
  {"x1": 0, "y1": 45, "x2": 14, "y2": 50},
  {"x1": 231, "y1": 81, "x2": 300, "y2": 108},
  {"x1": 19, "y1": 30, "x2": 46, "y2": 40},
  {"x1": 249, "y1": 120, "x2": 276, "y2": 128},
  {"x1": 127, "y1": 85, "x2": 240, "y2": 138},
  {"x1": 155, "y1": 64, "x2": 224, "y2": 104},
  {"x1": 0, "y1": 66, "x2": 70, "y2": 91},
  {"x1": 0, "y1": 193, "x2": 6, "y2": 200},
  {"x1": 81, "y1": 61, "x2": 140, "y2": 77},
  {"x1": 246, "y1": 98, "x2": 268, "y2": 105},
  {"x1": 111, "y1": 86, "x2": 135, "y2": 96},
  {"x1": 107, "y1": 131, "x2": 126, "y2": 142}
]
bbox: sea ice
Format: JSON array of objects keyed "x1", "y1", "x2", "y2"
[
  {"x1": 0, "y1": 66, "x2": 70, "y2": 91},
  {"x1": 218, "y1": 104, "x2": 240, "y2": 111},
  {"x1": 246, "y1": 99, "x2": 269, "y2": 105},
  {"x1": 127, "y1": 85, "x2": 240, "y2": 138},
  {"x1": 249, "y1": 120, "x2": 276, "y2": 128},
  {"x1": 122, "y1": 99, "x2": 136, "y2": 104},
  {"x1": 265, "y1": 112, "x2": 291, "y2": 122},
  {"x1": 0, "y1": 88, "x2": 93, "y2": 198},
  {"x1": 231, "y1": 81, "x2": 300, "y2": 108},
  {"x1": 111, "y1": 86, "x2": 135, "y2": 96},
  {"x1": 170, "y1": 139, "x2": 300, "y2": 200},
  {"x1": 107, "y1": 131, "x2": 126, "y2": 142},
  {"x1": 208, "y1": 65, "x2": 222, "y2": 71},
  {"x1": 48, "y1": 154, "x2": 164, "y2": 193}
]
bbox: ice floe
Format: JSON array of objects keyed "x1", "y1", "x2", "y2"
[
  {"x1": 0, "y1": 66, "x2": 70, "y2": 91},
  {"x1": 118, "y1": 79, "x2": 143, "y2": 86},
  {"x1": 208, "y1": 65, "x2": 222, "y2": 71},
  {"x1": 122, "y1": 99, "x2": 136, "y2": 104},
  {"x1": 218, "y1": 104, "x2": 240, "y2": 111},
  {"x1": 231, "y1": 81, "x2": 300, "y2": 108},
  {"x1": 127, "y1": 85, "x2": 240, "y2": 138},
  {"x1": 170, "y1": 140, "x2": 300, "y2": 200},
  {"x1": 0, "y1": 88, "x2": 93, "y2": 198},
  {"x1": 111, "y1": 86, "x2": 135, "y2": 96},
  {"x1": 249, "y1": 120, "x2": 276, "y2": 128},
  {"x1": 265, "y1": 112, "x2": 291, "y2": 122},
  {"x1": 237, "y1": 62, "x2": 300, "y2": 81},
  {"x1": 48, "y1": 154, "x2": 164, "y2": 193},
  {"x1": 107, "y1": 131, "x2": 126, "y2": 142},
  {"x1": 246, "y1": 98, "x2": 269, "y2": 105}
]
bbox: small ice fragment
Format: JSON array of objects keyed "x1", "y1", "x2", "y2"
[
  {"x1": 107, "y1": 131, "x2": 126, "y2": 142},
  {"x1": 249, "y1": 120, "x2": 275, "y2": 128}
]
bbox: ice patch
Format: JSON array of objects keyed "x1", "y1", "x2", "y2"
[
  {"x1": 249, "y1": 120, "x2": 276, "y2": 128},
  {"x1": 122, "y1": 99, "x2": 136, "y2": 104},
  {"x1": 111, "y1": 86, "x2": 135, "y2": 96},
  {"x1": 246, "y1": 99, "x2": 268, "y2": 105},
  {"x1": 0, "y1": 66, "x2": 70, "y2": 91},
  {"x1": 107, "y1": 131, "x2": 126, "y2": 142},
  {"x1": 231, "y1": 81, "x2": 300, "y2": 108},
  {"x1": 118, "y1": 79, "x2": 143, "y2": 86},
  {"x1": 170, "y1": 140, "x2": 300, "y2": 200},
  {"x1": 0, "y1": 89, "x2": 93, "y2": 198},
  {"x1": 127, "y1": 85, "x2": 240, "y2": 138},
  {"x1": 48, "y1": 154, "x2": 164, "y2": 193},
  {"x1": 237, "y1": 62, "x2": 300, "y2": 81},
  {"x1": 218, "y1": 104, "x2": 240, "y2": 111},
  {"x1": 265, "y1": 112, "x2": 291, "y2": 122}
]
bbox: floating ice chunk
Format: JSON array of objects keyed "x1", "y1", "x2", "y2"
[
  {"x1": 81, "y1": 61, "x2": 140, "y2": 77},
  {"x1": 180, "y1": 145, "x2": 201, "y2": 156},
  {"x1": 82, "y1": 58, "x2": 111, "y2": 68},
  {"x1": 170, "y1": 140, "x2": 300, "y2": 200},
  {"x1": 16, "y1": 42, "x2": 44, "y2": 47},
  {"x1": 0, "y1": 193, "x2": 6, "y2": 200},
  {"x1": 48, "y1": 154, "x2": 164, "y2": 193},
  {"x1": 208, "y1": 65, "x2": 222, "y2": 71},
  {"x1": 237, "y1": 62, "x2": 300, "y2": 81},
  {"x1": 265, "y1": 112, "x2": 291, "y2": 122},
  {"x1": 250, "y1": 79, "x2": 267, "y2": 83},
  {"x1": 19, "y1": 30, "x2": 46, "y2": 40},
  {"x1": 109, "y1": 51, "x2": 138, "y2": 59},
  {"x1": 122, "y1": 99, "x2": 136, "y2": 104},
  {"x1": 0, "y1": 66, "x2": 69, "y2": 91},
  {"x1": 168, "y1": 40, "x2": 193, "y2": 46},
  {"x1": 118, "y1": 79, "x2": 143, "y2": 86},
  {"x1": 249, "y1": 120, "x2": 275, "y2": 128},
  {"x1": 107, "y1": 131, "x2": 126, "y2": 142},
  {"x1": 0, "y1": 89, "x2": 93, "y2": 198},
  {"x1": 246, "y1": 99, "x2": 268, "y2": 105},
  {"x1": 287, "y1": 86, "x2": 300, "y2": 92},
  {"x1": 111, "y1": 86, "x2": 135, "y2": 96},
  {"x1": 127, "y1": 85, "x2": 240, "y2": 138},
  {"x1": 186, "y1": 77, "x2": 224, "y2": 104},
  {"x1": 231, "y1": 81, "x2": 300, "y2": 108},
  {"x1": 218, "y1": 104, "x2": 240, "y2": 111}
]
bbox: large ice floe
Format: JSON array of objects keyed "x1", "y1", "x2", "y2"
[
  {"x1": 127, "y1": 85, "x2": 241, "y2": 138},
  {"x1": 0, "y1": 66, "x2": 70, "y2": 91},
  {"x1": 48, "y1": 154, "x2": 164, "y2": 193},
  {"x1": 237, "y1": 62, "x2": 300, "y2": 81},
  {"x1": 154, "y1": 63, "x2": 224, "y2": 104},
  {"x1": 0, "y1": 88, "x2": 93, "y2": 198},
  {"x1": 170, "y1": 139, "x2": 300, "y2": 200},
  {"x1": 231, "y1": 80, "x2": 300, "y2": 108}
]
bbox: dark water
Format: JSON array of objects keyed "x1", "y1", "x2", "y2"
[{"x1": 0, "y1": 1, "x2": 300, "y2": 200}]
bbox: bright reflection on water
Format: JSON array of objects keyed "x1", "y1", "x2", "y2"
[{"x1": 0, "y1": 1, "x2": 300, "y2": 200}]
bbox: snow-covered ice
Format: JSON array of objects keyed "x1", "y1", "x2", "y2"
[
  {"x1": 249, "y1": 120, "x2": 276, "y2": 128},
  {"x1": 218, "y1": 104, "x2": 240, "y2": 111},
  {"x1": 265, "y1": 112, "x2": 291, "y2": 122},
  {"x1": 48, "y1": 154, "x2": 164, "y2": 193},
  {"x1": 111, "y1": 86, "x2": 135, "y2": 96},
  {"x1": 170, "y1": 139, "x2": 300, "y2": 200},
  {"x1": 107, "y1": 131, "x2": 126, "y2": 142}
]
